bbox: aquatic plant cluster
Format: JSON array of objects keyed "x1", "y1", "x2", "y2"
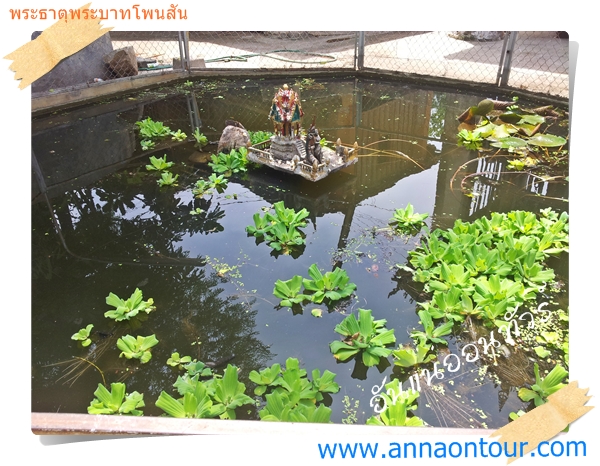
[
  {"x1": 67, "y1": 116, "x2": 569, "y2": 426},
  {"x1": 71, "y1": 198, "x2": 567, "y2": 427}
]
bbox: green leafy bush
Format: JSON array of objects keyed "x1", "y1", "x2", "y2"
[{"x1": 248, "y1": 130, "x2": 274, "y2": 145}]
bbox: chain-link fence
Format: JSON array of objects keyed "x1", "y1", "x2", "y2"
[{"x1": 32, "y1": 31, "x2": 569, "y2": 99}]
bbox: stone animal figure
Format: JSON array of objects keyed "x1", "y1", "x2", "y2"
[
  {"x1": 217, "y1": 120, "x2": 250, "y2": 153},
  {"x1": 305, "y1": 122, "x2": 322, "y2": 164}
]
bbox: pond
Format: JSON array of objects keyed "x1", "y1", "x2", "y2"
[{"x1": 31, "y1": 76, "x2": 569, "y2": 428}]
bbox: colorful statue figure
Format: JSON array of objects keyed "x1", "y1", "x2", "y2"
[
  {"x1": 247, "y1": 83, "x2": 358, "y2": 182},
  {"x1": 269, "y1": 84, "x2": 304, "y2": 138}
]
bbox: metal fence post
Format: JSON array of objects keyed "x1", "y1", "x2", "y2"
[
  {"x1": 498, "y1": 31, "x2": 518, "y2": 87},
  {"x1": 356, "y1": 32, "x2": 365, "y2": 71},
  {"x1": 178, "y1": 31, "x2": 191, "y2": 73}
]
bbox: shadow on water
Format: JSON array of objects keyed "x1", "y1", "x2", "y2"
[{"x1": 32, "y1": 76, "x2": 568, "y2": 426}]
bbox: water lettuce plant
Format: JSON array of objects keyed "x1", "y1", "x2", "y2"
[
  {"x1": 145, "y1": 155, "x2": 174, "y2": 171},
  {"x1": 157, "y1": 364, "x2": 254, "y2": 420},
  {"x1": 273, "y1": 264, "x2": 356, "y2": 307},
  {"x1": 140, "y1": 140, "x2": 156, "y2": 151},
  {"x1": 392, "y1": 342, "x2": 436, "y2": 368},
  {"x1": 302, "y1": 264, "x2": 357, "y2": 304},
  {"x1": 104, "y1": 288, "x2": 155, "y2": 322},
  {"x1": 366, "y1": 379, "x2": 424, "y2": 426},
  {"x1": 192, "y1": 128, "x2": 208, "y2": 148},
  {"x1": 410, "y1": 310, "x2": 454, "y2": 346},
  {"x1": 71, "y1": 324, "x2": 94, "y2": 347},
  {"x1": 192, "y1": 174, "x2": 229, "y2": 198},
  {"x1": 156, "y1": 378, "x2": 223, "y2": 419},
  {"x1": 247, "y1": 201, "x2": 310, "y2": 254},
  {"x1": 116, "y1": 334, "x2": 159, "y2": 363},
  {"x1": 457, "y1": 129, "x2": 484, "y2": 150},
  {"x1": 157, "y1": 171, "x2": 179, "y2": 187},
  {"x1": 209, "y1": 147, "x2": 248, "y2": 176},
  {"x1": 273, "y1": 275, "x2": 307, "y2": 307},
  {"x1": 260, "y1": 392, "x2": 332, "y2": 423},
  {"x1": 136, "y1": 117, "x2": 172, "y2": 140},
  {"x1": 518, "y1": 363, "x2": 568, "y2": 407},
  {"x1": 330, "y1": 309, "x2": 396, "y2": 366},
  {"x1": 170, "y1": 129, "x2": 187, "y2": 141},
  {"x1": 250, "y1": 358, "x2": 339, "y2": 423},
  {"x1": 402, "y1": 209, "x2": 568, "y2": 330},
  {"x1": 87, "y1": 382, "x2": 145, "y2": 416},
  {"x1": 389, "y1": 203, "x2": 428, "y2": 234},
  {"x1": 167, "y1": 352, "x2": 192, "y2": 368}
]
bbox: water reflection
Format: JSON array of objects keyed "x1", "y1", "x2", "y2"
[{"x1": 32, "y1": 76, "x2": 568, "y2": 427}]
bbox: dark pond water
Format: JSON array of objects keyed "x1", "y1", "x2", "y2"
[{"x1": 31, "y1": 76, "x2": 569, "y2": 428}]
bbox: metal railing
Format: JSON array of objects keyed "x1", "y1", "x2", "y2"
[{"x1": 31, "y1": 31, "x2": 569, "y2": 99}]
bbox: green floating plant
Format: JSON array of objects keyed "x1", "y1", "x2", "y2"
[
  {"x1": 146, "y1": 154, "x2": 174, "y2": 171},
  {"x1": 249, "y1": 357, "x2": 339, "y2": 423},
  {"x1": 273, "y1": 264, "x2": 356, "y2": 308},
  {"x1": 329, "y1": 309, "x2": 396, "y2": 367},
  {"x1": 116, "y1": 334, "x2": 159, "y2": 363},
  {"x1": 136, "y1": 117, "x2": 172, "y2": 140},
  {"x1": 247, "y1": 201, "x2": 310, "y2": 254},
  {"x1": 518, "y1": 363, "x2": 568, "y2": 407},
  {"x1": 88, "y1": 382, "x2": 145, "y2": 416},
  {"x1": 192, "y1": 128, "x2": 208, "y2": 148},
  {"x1": 167, "y1": 352, "x2": 192, "y2": 367},
  {"x1": 157, "y1": 171, "x2": 179, "y2": 187},
  {"x1": 273, "y1": 275, "x2": 307, "y2": 307},
  {"x1": 157, "y1": 364, "x2": 254, "y2": 420},
  {"x1": 156, "y1": 378, "x2": 223, "y2": 419},
  {"x1": 302, "y1": 264, "x2": 357, "y2": 304},
  {"x1": 389, "y1": 203, "x2": 429, "y2": 234},
  {"x1": 457, "y1": 129, "x2": 484, "y2": 150},
  {"x1": 392, "y1": 342, "x2": 436, "y2": 368},
  {"x1": 209, "y1": 147, "x2": 248, "y2": 176},
  {"x1": 410, "y1": 310, "x2": 454, "y2": 346},
  {"x1": 367, "y1": 379, "x2": 424, "y2": 427},
  {"x1": 248, "y1": 130, "x2": 274, "y2": 145},
  {"x1": 402, "y1": 209, "x2": 568, "y2": 331},
  {"x1": 170, "y1": 129, "x2": 187, "y2": 141},
  {"x1": 71, "y1": 324, "x2": 94, "y2": 347},
  {"x1": 140, "y1": 140, "x2": 156, "y2": 151},
  {"x1": 104, "y1": 288, "x2": 155, "y2": 322}
]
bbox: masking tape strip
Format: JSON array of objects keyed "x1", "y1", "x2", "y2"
[
  {"x1": 490, "y1": 381, "x2": 593, "y2": 464},
  {"x1": 4, "y1": 3, "x2": 112, "y2": 89}
]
